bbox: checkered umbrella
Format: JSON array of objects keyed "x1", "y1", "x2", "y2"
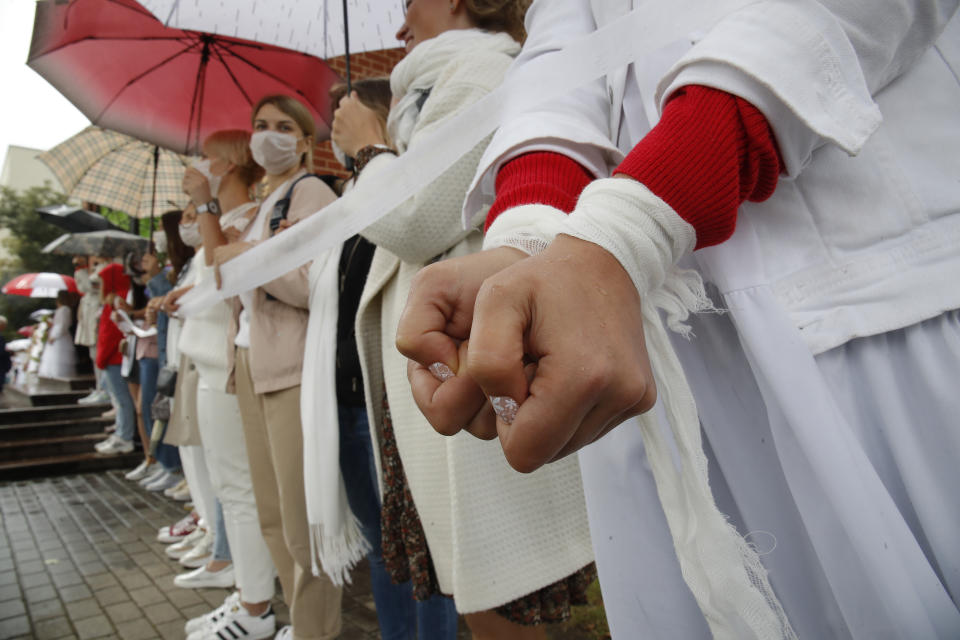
[{"x1": 37, "y1": 126, "x2": 190, "y2": 220}]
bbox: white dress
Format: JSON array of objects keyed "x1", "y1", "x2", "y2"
[{"x1": 38, "y1": 306, "x2": 76, "y2": 379}]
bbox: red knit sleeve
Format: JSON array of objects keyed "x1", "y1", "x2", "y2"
[
  {"x1": 615, "y1": 85, "x2": 781, "y2": 249},
  {"x1": 484, "y1": 151, "x2": 593, "y2": 231},
  {"x1": 486, "y1": 85, "x2": 782, "y2": 249},
  {"x1": 96, "y1": 305, "x2": 123, "y2": 369}
]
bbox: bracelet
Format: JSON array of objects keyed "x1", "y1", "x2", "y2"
[{"x1": 354, "y1": 144, "x2": 396, "y2": 173}]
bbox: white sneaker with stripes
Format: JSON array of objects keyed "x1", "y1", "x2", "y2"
[{"x1": 186, "y1": 596, "x2": 276, "y2": 640}]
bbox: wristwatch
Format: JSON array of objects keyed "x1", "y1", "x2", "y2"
[{"x1": 196, "y1": 199, "x2": 221, "y2": 216}]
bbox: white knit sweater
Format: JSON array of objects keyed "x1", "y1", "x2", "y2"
[{"x1": 355, "y1": 29, "x2": 595, "y2": 614}]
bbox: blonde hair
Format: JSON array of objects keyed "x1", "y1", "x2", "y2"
[
  {"x1": 251, "y1": 95, "x2": 318, "y2": 171},
  {"x1": 204, "y1": 130, "x2": 265, "y2": 187},
  {"x1": 463, "y1": 0, "x2": 532, "y2": 42}
]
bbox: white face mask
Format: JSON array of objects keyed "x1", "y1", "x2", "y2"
[
  {"x1": 330, "y1": 139, "x2": 349, "y2": 169},
  {"x1": 193, "y1": 158, "x2": 224, "y2": 198},
  {"x1": 250, "y1": 130, "x2": 301, "y2": 174},
  {"x1": 179, "y1": 221, "x2": 203, "y2": 247}
]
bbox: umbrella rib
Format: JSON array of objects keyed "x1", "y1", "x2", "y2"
[
  {"x1": 92, "y1": 42, "x2": 202, "y2": 123},
  {"x1": 210, "y1": 43, "x2": 254, "y2": 106},
  {"x1": 218, "y1": 46, "x2": 328, "y2": 121}
]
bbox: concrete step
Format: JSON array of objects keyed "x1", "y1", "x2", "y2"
[
  {"x1": 38, "y1": 373, "x2": 97, "y2": 392},
  {"x1": 0, "y1": 433, "x2": 117, "y2": 462},
  {"x1": 0, "y1": 403, "x2": 111, "y2": 426},
  {"x1": 4, "y1": 380, "x2": 94, "y2": 407},
  {"x1": 0, "y1": 450, "x2": 142, "y2": 481},
  {"x1": 0, "y1": 416, "x2": 113, "y2": 441}
]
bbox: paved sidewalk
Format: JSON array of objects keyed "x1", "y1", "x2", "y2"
[{"x1": 0, "y1": 472, "x2": 392, "y2": 640}]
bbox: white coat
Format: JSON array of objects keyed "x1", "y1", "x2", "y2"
[{"x1": 466, "y1": 1, "x2": 960, "y2": 637}]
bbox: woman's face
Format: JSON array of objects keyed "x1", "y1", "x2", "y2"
[
  {"x1": 201, "y1": 143, "x2": 232, "y2": 178},
  {"x1": 397, "y1": 0, "x2": 468, "y2": 53},
  {"x1": 253, "y1": 103, "x2": 310, "y2": 159},
  {"x1": 140, "y1": 252, "x2": 160, "y2": 275},
  {"x1": 181, "y1": 203, "x2": 198, "y2": 225}
]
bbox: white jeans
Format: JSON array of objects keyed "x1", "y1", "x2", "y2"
[
  {"x1": 197, "y1": 376, "x2": 276, "y2": 603},
  {"x1": 179, "y1": 445, "x2": 216, "y2": 525}
]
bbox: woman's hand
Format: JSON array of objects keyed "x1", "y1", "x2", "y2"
[
  {"x1": 182, "y1": 167, "x2": 212, "y2": 206},
  {"x1": 396, "y1": 247, "x2": 527, "y2": 440},
  {"x1": 467, "y1": 235, "x2": 657, "y2": 472},
  {"x1": 162, "y1": 285, "x2": 194, "y2": 314},
  {"x1": 213, "y1": 242, "x2": 253, "y2": 289},
  {"x1": 398, "y1": 236, "x2": 658, "y2": 473},
  {"x1": 332, "y1": 92, "x2": 388, "y2": 157}
]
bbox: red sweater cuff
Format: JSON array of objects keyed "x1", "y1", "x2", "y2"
[
  {"x1": 615, "y1": 85, "x2": 781, "y2": 249},
  {"x1": 485, "y1": 151, "x2": 593, "y2": 232},
  {"x1": 486, "y1": 86, "x2": 782, "y2": 250}
]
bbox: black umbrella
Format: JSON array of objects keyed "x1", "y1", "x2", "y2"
[
  {"x1": 35, "y1": 204, "x2": 124, "y2": 234},
  {"x1": 42, "y1": 229, "x2": 150, "y2": 258}
]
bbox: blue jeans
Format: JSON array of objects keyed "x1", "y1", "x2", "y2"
[
  {"x1": 338, "y1": 405, "x2": 458, "y2": 640},
  {"x1": 101, "y1": 364, "x2": 136, "y2": 442},
  {"x1": 213, "y1": 499, "x2": 232, "y2": 563},
  {"x1": 138, "y1": 357, "x2": 180, "y2": 472}
]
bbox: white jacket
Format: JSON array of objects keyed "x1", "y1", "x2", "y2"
[
  {"x1": 470, "y1": 0, "x2": 960, "y2": 355},
  {"x1": 465, "y1": 1, "x2": 960, "y2": 637}
]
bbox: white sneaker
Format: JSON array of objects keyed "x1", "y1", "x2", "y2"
[
  {"x1": 185, "y1": 592, "x2": 241, "y2": 635},
  {"x1": 165, "y1": 526, "x2": 206, "y2": 558},
  {"x1": 171, "y1": 484, "x2": 192, "y2": 501},
  {"x1": 139, "y1": 465, "x2": 166, "y2": 487},
  {"x1": 186, "y1": 600, "x2": 276, "y2": 640},
  {"x1": 179, "y1": 529, "x2": 214, "y2": 568},
  {"x1": 96, "y1": 435, "x2": 134, "y2": 454},
  {"x1": 173, "y1": 564, "x2": 235, "y2": 589},
  {"x1": 125, "y1": 460, "x2": 155, "y2": 481},
  {"x1": 157, "y1": 511, "x2": 200, "y2": 544},
  {"x1": 78, "y1": 389, "x2": 109, "y2": 404},
  {"x1": 163, "y1": 478, "x2": 187, "y2": 498},
  {"x1": 146, "y1": 470, "x2": 183, "y2": 492},
  {"x1": 274, "y1": 626, "x2": 292, "y2": 640},
  {"x1": 94, "y1": 435, "x2": 115, "y2": 452}
]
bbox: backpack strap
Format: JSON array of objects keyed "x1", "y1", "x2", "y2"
[{"x1": 269, "y1": 173, "x2": 323, "y2": 233}]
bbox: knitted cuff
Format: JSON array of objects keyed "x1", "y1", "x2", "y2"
[{"x1": 486, "y1": 152, "x2": 593, "y2": 231}]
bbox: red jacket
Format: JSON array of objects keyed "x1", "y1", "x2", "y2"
[{"x1": 95, "y1": 304, "x2": 124, "y2": 369}]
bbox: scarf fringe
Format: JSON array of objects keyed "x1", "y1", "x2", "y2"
[
  {"x1": 309, "y1": 513, "x2": 372, "y2": 588},
  {"x1": 648, "y1": 266, "x2": 723, "y2": 338},
  {"x1": 643, "y1": 276, "x2": 796, "y2": 640}
]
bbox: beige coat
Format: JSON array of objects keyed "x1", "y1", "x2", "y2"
[{"x1": 226, "y1": 171, "x2": 337, "y2": 394}]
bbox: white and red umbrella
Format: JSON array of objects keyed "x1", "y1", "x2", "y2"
[{"x1": 2, "y1": 273, "x2": 78, "y2": 299}]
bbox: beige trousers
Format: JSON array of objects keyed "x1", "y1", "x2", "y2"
[{"x1": 234, "y1": 348, "x2": 342, "y2": 640}]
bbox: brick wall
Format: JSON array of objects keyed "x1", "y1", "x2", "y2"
[{"x1": 313, "y1": 48, "x2": 406, "y2": 179}]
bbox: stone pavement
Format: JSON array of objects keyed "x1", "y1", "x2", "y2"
[{"x1": 0, "y1": 471, "x2": 468, "y2": 640}]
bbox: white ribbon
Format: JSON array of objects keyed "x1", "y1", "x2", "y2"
[{"x1": 177, "y1": 0, "x2": 755, "y2": 313}]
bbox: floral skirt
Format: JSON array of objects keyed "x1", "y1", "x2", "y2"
[{"x1": 378, "y1": 397, "x2": 597, "y2": 625}]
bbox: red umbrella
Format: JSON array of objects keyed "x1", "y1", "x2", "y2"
[
  {"x1": 27, "y1": 0, "x2": 342, "y2": 155},
  {"x1": 2, "y1": 273, "x2": 78, "y2": 299}
]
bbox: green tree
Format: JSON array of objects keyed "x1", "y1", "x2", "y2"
[{"x1": 0, "y1": 185, "x2": 73, "y2": 340}]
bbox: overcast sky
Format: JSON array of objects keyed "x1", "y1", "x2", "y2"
[{"x1": 0, "y1": 1, "x2": 90, "y2": 163}]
